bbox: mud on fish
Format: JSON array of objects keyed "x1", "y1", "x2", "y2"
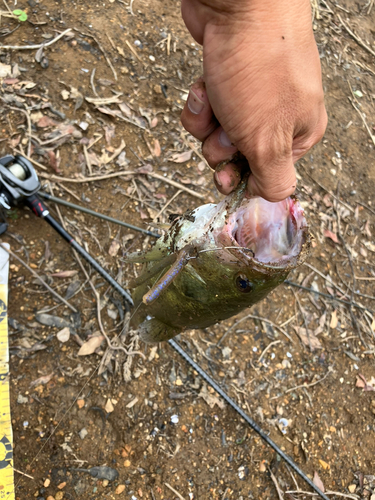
[{"x1": 126, "y1": 179, "x2": 310, "y2": 343}]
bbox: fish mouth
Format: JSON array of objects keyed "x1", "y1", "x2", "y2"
[{"x1": 228, "y1": 196, "x2": 308, "y2": 265}]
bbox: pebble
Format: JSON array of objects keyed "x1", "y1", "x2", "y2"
[
  {"x1": 55, "y1": 493, "x2": 64, "y2": 500},
  {"x1": 170, "y1": 414, "x2": 179, "y2": 424},
  {"x1": 57, "y1": 482, "x2": 66, "y2": 489},
  {"x1": 102, "y1": 480, "x2": 109, "y2": 487},
  {"x1": 348, "y1": 485, "x2": 356, "y2": 493},
  {"x1": 44, "y1": 479, "x2": 50, "y2": 488},
  {"x1": 47, "y1": 497, "x2": 54, "y2": 500},
  {"x1": 79, "y1": 428, "x2": 88, "y2": 440},
  {"x1": 115, "y1": 484, "x2": 126, "y2": 494},
  {"x1": 17, "y1": 394, "x2": 28, "y2": 404}
]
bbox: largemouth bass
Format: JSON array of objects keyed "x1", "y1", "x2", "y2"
[{"x1": 127, "y1": 180, "x2": 310, "y2": 342}]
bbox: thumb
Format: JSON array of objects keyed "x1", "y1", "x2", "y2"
[{"x1": 247, "y1": 153, "x2": 297, "y2": 202}]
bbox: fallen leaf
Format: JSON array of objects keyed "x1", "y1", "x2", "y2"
[
  {"x1": 199, "y1": 383, "x2": 225, "y2": 409},
  {"x1": 108, "y1": 240, "x2": 120, "y2": 257},
  {"x1": 363, "y1": 241, "x2": 375, "y2": 253},
  {"x1": 356, "y1": 373, "x2": 375, "y2": 391},
  {"x1": 78, "y1": 335, "x2": 104, "y2": 356},
  {"x1": 330, "y1": 310, "x2": 338, "y2": 329},
  {"x1": 169, "y1": 150, "x2": 193, "y2": 163},
  {"x1": 37, "y1": 115, "x2": 58, "y2": 128},
  {"x1": 51, "y1": 270, "x2": 78, "y2": 278},
  {"x1": 30, "y1": 373, "x2": 54, "y2": 388},
  {"x1": 153, "y1": 138, "x2": 161, "y2": 157},
  {"x1": 313, "y1": 471, "x2": 325, "y2": 492},
  {"x1": 57, "y1": 327, "x2": 70, "y2": 343},
  {"x1": 293, "y1": 326, "x2": 322, "y2": 350},
  {"x1": 323, "y1": 229, "x2": 339, "y2": 244}
]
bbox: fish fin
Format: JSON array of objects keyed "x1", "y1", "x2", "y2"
[
  {"x1": 138, "y1": 318, "x2": 180, "y2": 343},
  {"x1": 128, "y1": 253, "x2": 177, "y2": 289},
  {"x1": 125, "y1": 246, "x2": 168, "y2": 263}
]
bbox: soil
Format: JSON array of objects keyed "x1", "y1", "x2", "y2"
[{"x1": 1, "y1": 0, "x2": 375, "y2": 499}]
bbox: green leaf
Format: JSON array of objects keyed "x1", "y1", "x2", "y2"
[{"x1": 12, "y1": 9, "x2": 28, "y2": 21}]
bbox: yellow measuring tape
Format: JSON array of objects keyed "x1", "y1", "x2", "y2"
[{"x1": 0, "y1": 244, "x2": 14, "y2": 500}]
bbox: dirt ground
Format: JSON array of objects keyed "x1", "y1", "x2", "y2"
[{"x1": 0, "y1": 0, "x2": 375, "y2": 499}]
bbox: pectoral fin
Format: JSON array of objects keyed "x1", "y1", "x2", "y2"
[
  {"x1": 138, "y1": 318, "x2": 180, "y2": 343},
  {"x1": 128, "y1": 253, "x2": 177, "y2": 289}
]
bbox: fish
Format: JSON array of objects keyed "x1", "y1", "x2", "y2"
[{"x1": 126, "y1": 179, "x2": 310, "y2": 343}]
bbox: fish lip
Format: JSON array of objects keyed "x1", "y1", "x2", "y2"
[{"x1": 221, "y1": 194, "x2": 311, "y2": 270}]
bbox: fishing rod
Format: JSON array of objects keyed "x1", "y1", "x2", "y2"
[{"x1": 0, "y1": 154, "x2": 329, "y2": 500}]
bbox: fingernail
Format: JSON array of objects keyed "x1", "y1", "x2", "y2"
[
  {"x1": 214, "y1": 170, "x2": 222, "y2": 187},
  {"x1": 219, "y1": 129, "x2": 233, "y2": 148},
  {"x1": 187, "y1": 89, "x2": 205, "y2": 115}
]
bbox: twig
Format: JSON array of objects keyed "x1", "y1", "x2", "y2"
[
  {"x1": 38, "y1": 171, "x2": 205, "y2": 199},
  {"x1": 304, "y1": 170, "x2": 354, "y2": 213},
  {"x1": 348, "y1": 96, "x2": 375, "y2": 146},
  {"x1": 258, "y1": 340, "x2": 281, "y2": 363},
  {"x1": 83, "y1": 145, "x2": 92, "y2": 175},
  {"x1": 217, "y1": 313, "x2": 293, "y2": 346},
  {"x1": 8, "y1": 107, "x2": 32, "y2": 157},
  {"x1": 286, "y1": 491, "x2": 359, "y2": 499},
  {"x1": 164, "y1": 483, "x2": 186, "y2": 500},
  {"x1": 12, "y1": 149, "x2": 48, "y2": 171},
  {"x1": 13, "y1": 467, "x2": 34, "y2": 479},
  {"x1": 0, "y1": 243, "x2": 77, "y2": 312},
  {"x1": 269, "y1": 468, "x2": 284, "y2": 500},
  {"x1": 76, "y1": 255, "x2": 145, "y2": 360},
  {"x1": 73, "y1": 28, "x2": 117, "y2": 81},
  {"x1": 0, "y1": 28, "x2": 72, "y2": 50},
  {"x1": 125, "y1": 39, "x2": 146, "y2": 67},
  {"x1": 338, "y1": 14, "x2": 375, "y2": 57},
  {"x1": 285, "y1": 370, "x2": 331, "y2": 393},
  {"x1": 2, "y1": 0, "x2": 12, "y2": 14},
  {"x1": 90, "y1": 68, "x2": 99, "y2": 97}
]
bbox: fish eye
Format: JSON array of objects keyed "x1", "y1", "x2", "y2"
[{"x1": 235, "y1": 274, "x2": 254, "y2": 293}]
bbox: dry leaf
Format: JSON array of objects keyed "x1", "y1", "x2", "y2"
[
  {"x1": 169, "y1": 150, "x2": 193, "y2": 163},
  {"x1": 313, "y1": 471, "x2": 325, "y2": 492},
  {"x1": 78, "y1": 335, "x2": 104, "y2": 356},
  {"x1": 37, "y1": 115, "x2": 58, "y2": 128},
  {"x1": 323, "y1": 229, "x2": 339, "y2": 244},
  {"x1": 330, "y1": 310, "x2": 338, "y2": 329},
  {"x1": 30, "y1": 372, "x2": 54, "y2": 388},
  {"x1": 108, "y1": 240, "x2": 120, "y2": 257},
  {"x1": 153, "y1": 139, "x2": 161, "y2": 157},
  {"x1": 356, "y1": 373, "x2": 375, "y2": 391},
  {"x1": 293, "y1": 326, "x2": 322, "y2": 350},
  {"x1": 199, "y1": 383, "x2": 225, "y2": 409},
  {"x1": 363, "y1": 241, "x2": 375, "y2": 252},
  {"x1": 57, "y1": 327, "x2": 70, "y2": 343},
  {"x1": 51, "y1": 270, "x2": 78, "y2": 278}
]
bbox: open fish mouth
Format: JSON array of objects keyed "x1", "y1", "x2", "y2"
[{"x1": 228, "y1": 196, "x2": 308, "y2": 264}]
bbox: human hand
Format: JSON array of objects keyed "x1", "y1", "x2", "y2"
[{"x1": 180, "y1": 0, "x2": 327, "y2": 202}]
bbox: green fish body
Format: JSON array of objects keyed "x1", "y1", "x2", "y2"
[{"x1": 128, "y1": 182, "x2": 310, "y2": 342}]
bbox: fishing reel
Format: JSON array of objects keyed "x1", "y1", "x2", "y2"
[{"x1": 0, "y1": 155, "x2": 41, "y2": 235}]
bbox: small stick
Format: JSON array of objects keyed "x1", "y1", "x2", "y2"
[
  {"x1": 8, "y1": 107, "x2": 32, "y2": 157},
  {"x1": 269, "y1": 468, "x2": 285, "y2": 500},
  {"x1": 83, "y1": 145, "x2": 92, "y2": 175},
  {"x1": 286, "y1": 491, "x2": 359, "y2": 499},
  {"x1": 348, "y1": 96, "x2": 375, "y2": 146},
  {"x1": 38, "y1": 171, "x2": 205, "y2": 199},
  {"x1": 164, "y1": 483, "x2": 186, "y2": 500},
  {"x1": 73, "y1": 28, "x2": 117, "y2": 81},
  {"x1": 0, "y1": 243, "x2": 77, "y2": 312},
  {"x1": 285, "y1": 370, "x2": 331, "y2": 393},
  {"x1": 258, "y1": 340, "x2": 281, "y2": 363},
  {"x1": 12, "y1": 149, "x2": 47, "y2": 171},
  {"x1": 13, "y1": 467, "x2": 34, "y2": 480},
  {"x1": 0, "y1": 28, "x2": 72, "y2": 50},
  {"x1": 217, "y1": 313, "x2": 293, "y2": 346},
  {"x1": 90, "y1": 68, "x2": 99, "y2": 97},
  {"x1": 338, "y1": 14, "x2": 375, "y2": 57},
  {"x1": 125, "y1": 39, "x2": 146, "y2": 67},
  {"x1": 56, "y1": 183, "x2": 81, "y2": 202}
]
